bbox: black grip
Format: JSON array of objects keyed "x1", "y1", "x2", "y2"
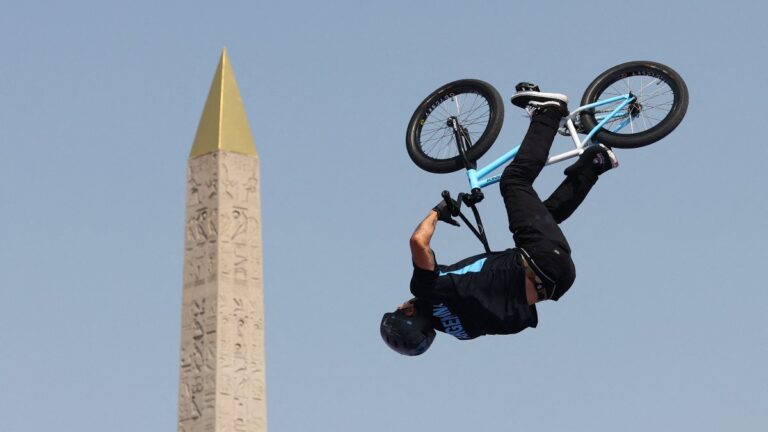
[{"x1": 441, "y1": 190, "x2": 461, "y2": 216}]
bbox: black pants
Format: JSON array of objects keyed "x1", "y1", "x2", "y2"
[{"x1": 499, "y1": 111, "x2": 598, "y2": 301}]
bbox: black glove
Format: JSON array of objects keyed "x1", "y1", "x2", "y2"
[{"x1": 433, "y1": 199, "x2": 460, "y2": 227}]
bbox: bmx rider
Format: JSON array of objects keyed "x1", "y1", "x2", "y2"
[{"x1": 380, "y1": 85, "x2": 619, "y2": 356}]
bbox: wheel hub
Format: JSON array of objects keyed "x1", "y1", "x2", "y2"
[{"x1": 627, "y1": 92, "x2": 642, "y2": 117}]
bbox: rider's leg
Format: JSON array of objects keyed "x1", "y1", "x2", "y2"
[
  {"x1": 543, "y1": 171, "x2": 598, "y2": 224},
  {"x1": 500, "y1": 109, "x2": 575, "y2": 301},
  {"x1": 544, "y1": 144, "x2": 619, "y2": 223}
]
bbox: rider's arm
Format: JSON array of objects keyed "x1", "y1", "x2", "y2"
[{"x1": 410, "y1": 211, "x2": 438, "y2": 271}]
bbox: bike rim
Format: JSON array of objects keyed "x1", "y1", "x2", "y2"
[
  {"x1": 417, "y1": 90, "x2": 492, "y2": 160},
  {"x1": 593, "y1": 73, "x2": 677, "y2": 135}
]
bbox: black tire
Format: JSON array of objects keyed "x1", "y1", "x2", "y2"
[
  {"x1": 580, "y1": 61, "x2": 688, "y2": 148},
  {"x1": 406, "y1": 79, "x2": 504, "y2": 173}
]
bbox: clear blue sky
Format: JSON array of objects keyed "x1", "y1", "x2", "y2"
[{"x1": 1, "y1": 1, "x2": 766, "y2": 431}]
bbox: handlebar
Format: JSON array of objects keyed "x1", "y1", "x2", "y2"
[
  {"x1": 440, "y1": 189, "x2": 491, "y2": 253},
  {"x1": 441, "y1": 188, "x2": 484, "y2": 212}
]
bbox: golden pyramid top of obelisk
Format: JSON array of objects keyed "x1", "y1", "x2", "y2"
[{"x1": 190, "y1": 48, "x2": 256, "y2": 158}]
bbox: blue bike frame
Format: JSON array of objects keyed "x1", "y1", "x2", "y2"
[{"x1": 464, "y1": 94, "x2": 635, "y2": 190}]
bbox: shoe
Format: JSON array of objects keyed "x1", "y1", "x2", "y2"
[
  {"x1": 511, "y1": 83, "x2": 569, "y2": 117},
  {"x1": 564, "y1": 144, "x2": 619, "y2": 176},
  {"x1": 515, "y1": 82, "x2": 540, "y2": 92}
]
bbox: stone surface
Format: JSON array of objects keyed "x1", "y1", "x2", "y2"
[{"x1": 179, "y1": 151, "x2": 266, "y2": 432}]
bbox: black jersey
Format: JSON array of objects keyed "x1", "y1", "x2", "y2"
[{"x1": 410, "y1": 249, "x2": 538, "y2": 340}]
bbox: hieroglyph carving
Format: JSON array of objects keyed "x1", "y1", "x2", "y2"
[
  {"x1": 180, "y1": 152, "x2": 266, "y2": 432},
  {"x1": 179, "y1": 296, "x2": 217, "y2": 428}
]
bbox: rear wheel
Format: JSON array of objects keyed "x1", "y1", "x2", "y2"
[
  {"x1": 580, "y1": 61, "x2": 688, "y2": 148},
  {"x1": 406, "y1": 79, "x2": 503, "y2": 173}
]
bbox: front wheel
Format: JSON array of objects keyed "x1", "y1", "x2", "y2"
[
  {"x1": 406, "y1": 79, "x2": 504, "y2": 173},
  {"x1": 580, "y1": 61, "x2": 688, "y2": 148}
]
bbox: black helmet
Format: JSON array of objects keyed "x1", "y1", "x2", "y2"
[{"x1": 380, "y1": 303, "x2": 436, "y2": 356}]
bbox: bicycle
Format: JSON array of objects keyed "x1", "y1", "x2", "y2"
[{"x1": 405, "y1": 61, "x2": 689, "y2": 252}]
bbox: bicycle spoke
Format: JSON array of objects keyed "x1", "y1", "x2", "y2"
[
  {"x1": 640, "y1": 110, "x2": 650, "y2": 130},
  {"x1": 624, "y1": 78, "x2": 632, "y2": 94},
  {"x1": 437, "y1": 99, "x2": 456, "y2": 119},
  {"x1": 640, "y1": 89, "x2": 674, "y2": 105},
  {"x1": 638, "y1": 112, "x2": 664, "y2": 123},
  {"x1": 643, "y1": 101, "x2": 674, "y2": 111},
  {"x1": 638, "y1": 76, "x2": 659, "y2": 94},
  {"x1": 464, "y1": 94, "x2": 484, "y2": 119},
  {"x1": 421, "y1": 130, "x2": 452, "y2": 153}
]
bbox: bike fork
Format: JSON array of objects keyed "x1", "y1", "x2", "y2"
[
  {"x1": 443, "y1": 117, "x2": 491, "y2": 253},
  {"x1": 447, "y1": 117, "x2": 476, "y2": 170}
]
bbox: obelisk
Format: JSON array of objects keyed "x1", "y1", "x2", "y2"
[{"x1": 178, "y1": 49, "x2": 267, "y2": 432}]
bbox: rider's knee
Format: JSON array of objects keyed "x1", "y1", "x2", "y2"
[
  {"x1": 546, "y1": 248, "x2": 575, "y2": 301},
  {"x1": 527, "y1": 244, "x2": 576, "y2": 301},
  {"x1": 551, "y1": 252, "x2": 576, "y2": 300}
]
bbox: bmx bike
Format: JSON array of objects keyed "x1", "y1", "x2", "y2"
[{"x1": 405, "y1": 60, "x2": 688, "y2": 252}]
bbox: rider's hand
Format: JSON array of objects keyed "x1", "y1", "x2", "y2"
[{"x1": 433, "y1": 199, "x2": 460, "y2": 227}]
